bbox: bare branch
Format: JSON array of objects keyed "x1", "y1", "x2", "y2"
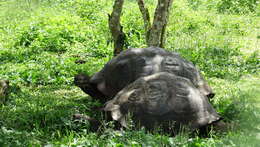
[
  {"x1": 109, "y1": 0, "x2": 126, "y2": 56},
  {"x1": 148, "y1": 0, "x2": 173, "y2": 47},
  {"x1": 136, "y1": 0, "x2": 151, "y2": 44}
]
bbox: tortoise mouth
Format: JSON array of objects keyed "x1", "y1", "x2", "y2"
[
  {"x1": 74, "y1": 80, "x2": 88, "y2": 86},
  {"x1": 74, "y1": 74, "x2": 90, "y2": 86},
  {"x1": 74, "y1": 78, "x2": 89, "y2": 86}
]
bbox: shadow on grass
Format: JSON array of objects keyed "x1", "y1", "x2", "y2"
[{"x1": 0, "y1": 85, "x2": 103, "y2": 145}]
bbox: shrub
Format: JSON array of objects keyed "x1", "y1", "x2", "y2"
[
  {"x1": 217, "y1": 0, "x2": 259, "y2": 14},
  {"x1": 186, "y1": 0, "x2": 259, "y2": 14},
  {"x1": 64, "y1": 0, "x2": 103, "y2": 23},
  {"x1": 176, "y1": 46, "x2": 259, "y2": 80},
  {"x1": 16, "y1": 14, "x2": 86, "y2": 53}
]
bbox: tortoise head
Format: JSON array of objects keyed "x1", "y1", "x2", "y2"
[{"x1": 74, "y1": 73, "x2": 90, "y2": 88}]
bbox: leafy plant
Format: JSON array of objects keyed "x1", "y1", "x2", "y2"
[
  {"x1": 176, "y1": 45, "x2": 259, "y2": 80},
  {"x1": 217, "y1": 0, "x2": 259, "y2": 14},
  {"x1": 0, "y1": 0, "x2": 259, "y2": 146},
  {"x1": 16, "y1": 15, "x2": 86, "y2": 53}
]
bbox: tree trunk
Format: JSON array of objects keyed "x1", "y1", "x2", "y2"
[
  {"x1": 109, "y1": 0, "x2": 173, "y2": 55},
  {"x1": 147, "y1": 0, "x2": 173, "y2": 48},
  {"x1": 108, "y1": 0, "x2": 126, "y2": 56},
  {"x1": 136, "y1": 0, "x2": 151, "y2": 44}
]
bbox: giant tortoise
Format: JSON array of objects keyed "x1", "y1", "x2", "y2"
[
  {"x1": 74, "y1": 47, "x2": 214, "y2": 103},
  {"x1": 104, "y1": 72, "x2": 221, "y2": 133}
]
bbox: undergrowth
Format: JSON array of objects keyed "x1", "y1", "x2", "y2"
[{"x1": 0, "y1": 0, "x2": 259, "y2": 146}]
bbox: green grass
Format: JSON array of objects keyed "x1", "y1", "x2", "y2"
[{"x1": 0, "y1": 0, "x2": 259, "y2": 146}]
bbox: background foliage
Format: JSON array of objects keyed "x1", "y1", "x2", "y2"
[{"x1": 0, "y1": 0, "x2": 259, "y2": 146}]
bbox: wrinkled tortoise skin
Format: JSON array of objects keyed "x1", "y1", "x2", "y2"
[
  {"x1": 104, "y1": 72, "x2": 221, "y2": 132},
  {"x1": 75, "y1": 47, "x2": 214, "y2": 103}
]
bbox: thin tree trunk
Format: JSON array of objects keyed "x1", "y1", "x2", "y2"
[
  {"x1": 136, "y1": 0, "x2": 151, "y2": 44},
  {"x1": 108, "y1": 0, "x2": 126, "y2": 56},
  {"x1": 147, "y1": 0, "x2": 173, "y2": 48},
  {"x1": 109, "y1": 0, "x2": 173, "y2": 54}
]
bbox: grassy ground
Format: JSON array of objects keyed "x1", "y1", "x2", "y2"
[{"x1": 0, "y1": 0, "x2": 259, "y2": 146}]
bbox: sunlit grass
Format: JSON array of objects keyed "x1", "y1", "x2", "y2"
[{"x1": 0, "y1": 0, "x2": 259, "y2": 146}]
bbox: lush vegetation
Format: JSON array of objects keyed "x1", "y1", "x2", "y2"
[{"x1": 0, "y1": 0, "x2": 259, "y2": 146}]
